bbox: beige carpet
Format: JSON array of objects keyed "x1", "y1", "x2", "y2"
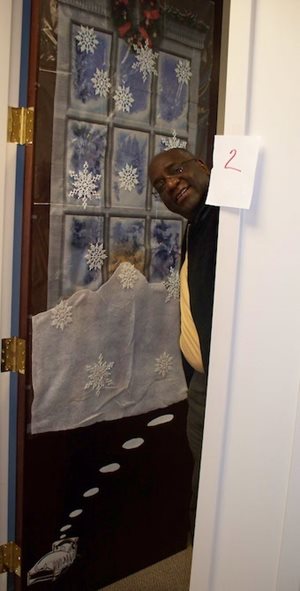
[{"x1": 102, "y1": 547, "x2": 193, "y2": 591}]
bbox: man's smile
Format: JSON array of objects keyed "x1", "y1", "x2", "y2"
[{"x1": 175, "y1": 185, "x2": 190, "y2": 204}]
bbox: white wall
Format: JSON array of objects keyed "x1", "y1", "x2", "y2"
[
  {"x1": 0, "y1": 1, "x2": 22, "y2": 589},
  {"x1": 190, "y1": 0, "x2": 300, "y2": 590}
]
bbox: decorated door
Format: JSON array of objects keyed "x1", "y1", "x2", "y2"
[{"x1": 15, "y1": 1, "x2": 223, "y2": 589}]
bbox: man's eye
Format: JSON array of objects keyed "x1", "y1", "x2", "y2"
[{"x1": 171, "y1": 165, "x2": 184, "y2": 175}]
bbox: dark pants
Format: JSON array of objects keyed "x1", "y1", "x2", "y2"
[{"x1": 186, "y1": 370, "x2": 207, "y2": 540}]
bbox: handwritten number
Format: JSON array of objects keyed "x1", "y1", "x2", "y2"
[{"x1": 224, "y1": 149, "x2": 242, "y2": 172}]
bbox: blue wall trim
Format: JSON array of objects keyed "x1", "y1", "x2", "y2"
[{"x1": 8, "y1": 0, "x2": 32, "y2": 549}]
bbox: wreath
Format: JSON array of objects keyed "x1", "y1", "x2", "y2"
[{"x1": 112, "y1": 0, "x2": 161, "y2": 50}]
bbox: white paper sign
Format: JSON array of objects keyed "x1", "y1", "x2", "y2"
[{"x1": 206, "y1": 135, "x2": 261, "y2": 209}]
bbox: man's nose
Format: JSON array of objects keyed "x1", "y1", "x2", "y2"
[{"x1": 164, "y1": 175, "x2": 180, "y2": 191}]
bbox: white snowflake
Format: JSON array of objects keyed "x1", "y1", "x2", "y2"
[
  {"x1": 91, "y1": 68, "x2": 111, "y2": 97},
  {"x1": 113, "y1": 85, "x2": 134, "y2": 112},
  {"x1": 132, "y1": 40, "x2": 158, "y2": 82},
  {"x1": 85, "y1": 353, "x2": 114, "y2": 396},
  {"x1": 175, "y1": 59, "x2": 192, "y2": 86},
  {"x1": 118, "y1": 263, "x2": 139, "y2": 289},
  {"x1": 155, "y1": 352, "x2": 174, "y2": 378},
  {"x1": 163, "y1": 267, "x2": 180, "y2": 302},
  {"x1": 118, "y1": 164, "x2": 139, "y2": 191},
  {"x1": 85, "y1": 242, "x2": 107, "y2": 271},
  {"x1": 69, "y1": 161, "x2": 101, "y2": 209},
  {"x1": 51, "y1": 300, "x2": 73, "y2": 331},
  {"x1": 75, "y1": 25, "x2": 99, "y2": 54},
  {"x1": 161, "y1": 130, "x2": 188, "y2": 151}
]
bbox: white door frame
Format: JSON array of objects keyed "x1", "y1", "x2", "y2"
[
  {"x1": 0, "y1": 1, "x2": 23, "y2": 589},
  {"x1": 191, "y1": 0, "x2": 300, "y2": 589},
  {"x1": 190, "y1": 0, "x2": 254, "y2": 589}
]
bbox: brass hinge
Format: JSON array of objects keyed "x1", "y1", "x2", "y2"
[
  {"x1": 1, "y1": 337, "x2": 26, "y2": 374},
  {"x1": 0, "y1": 542, "x2": 21, "y2": 576},
  {"x1": 7, "y1": 106, "x2": 34, "y2": 145}
]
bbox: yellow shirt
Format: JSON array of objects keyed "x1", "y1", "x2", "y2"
[{"x1": 179, "y1": 256, "x2": 204, "y2": 373}]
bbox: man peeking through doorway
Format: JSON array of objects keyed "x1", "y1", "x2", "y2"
[{"x1": 149, "y1": 148, "x2": 219, "y2": 538}]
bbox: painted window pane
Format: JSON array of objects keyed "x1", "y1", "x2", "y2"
[
  {"x1": 66, "y1": 120, "x2": 107, "y2": 208},
  {"x1": 150, "y1": 219, "x2": 182, "y2": 282},
  {"x1": 62, "y1": 215, "x2": 105, "y2": 296},
  {"x1": 109, "y1": 217, "x2": 145, "y2": 275},
  {"x1": 111, "y1": 128, "x2": 149, "y2": 208},
  {"x1": 70, "y1": 25, "x2": 112, "y2": 114},
  {"x1": 156, "y1": 52, "x2": 190, "y2": 132},
  {"x1": 114, "y1": 39, "x2": 152, "y2": 122}
]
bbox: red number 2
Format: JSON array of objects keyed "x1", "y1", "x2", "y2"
[{"x1": 224, "y1": 149, "x2": 242, "y2": 172}]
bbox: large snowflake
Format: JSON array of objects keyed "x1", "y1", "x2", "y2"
[
  {"x1": 69, "y1": 161, "x2": 101, "y2": 209},
  {"x1": 175, "y1": 59, "x2": 192, "y2": 86},
  {"x1": 118, "y1": 164, "x2": 139, "y2": 191},
  {"x1": 118, "y1": 263, "x2": 139, "y2": 289},
  {"x1": 163, "y1": 267, "x2": 180, "y2": 302},
  {"x1": 161, "y1": 130, "x2": 188, "y2": 151},
  {"x1": 132, "y1": 40, "x2": 158, "y2": 82},
  {"x1": 91, "y1": 68, "x2": 111, "y2": 97},
  {"x1": 85, "y1": 353, "x2": 114, "y2": 396},
  {"x1": 155, "y1": 352, "x2": 174, "y2": 378},
  {"x1": 51, "y1": 300, "x2": 73, "y2": 331},
  {"x1": 75, "y1": 26, "x2": 99, "y2": 54},
  {"x1": 85, "y1": 242, "x2": 107, "y2": 271},
  {"x1": 113, "y1": 85, "x2": 134, "y2": 112}
]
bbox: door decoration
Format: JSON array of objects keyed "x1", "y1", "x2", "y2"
[
  {"x1": 46, "y1": 0, "x2": 203, "y2": 307},
  {"x1": 131, "y1": 40, "x2": 159, "y2": 81},
  {"x1": 26, "y1": 408, "x2": 180, "y2": 587},
  {"x1": 27, "y1": 538, "x2": 78, "y2": 586},
  {"x1": 24, "y1": 0, "x2": 217, "y2": 587},
  {"x1": 31, "y1": 263, "x2": 186, "y2": 433},
  {"x1": 111, "y1": 0, "x2": 161, "y2": 50},
  {"x1": 68, "y1": 161, "x2": 102, "y2": 209}
]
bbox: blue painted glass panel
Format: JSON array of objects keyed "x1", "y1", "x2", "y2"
[
  {"x1": 114, "y1": 40, "x2": 151, "y2": 121},
  {"x1": 109, "y1": 217, "x2": 145, "y2": 275},
  {"x1": 156, "y1": 52, "x2": 189, "y2": 132},
  {"x1": 66, "y1": 120, "x2": 107, "y2": 207},
  {"x1": 71, "y1": 24, "x2": 112, "y2": 114},
  {"x1": 150, "y1": 219, "x2": 182, "y2": 281},
  {"x1": 111, "y1": 128, "x2": 149, "y2": 208},
  {"x1": 62, "y1": 215, "x2": 105, "y2": 296}
]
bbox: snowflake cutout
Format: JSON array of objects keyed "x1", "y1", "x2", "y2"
[
  {"x1": 175, "y1": 59, "x2": 192, "y2": 86},
  {"x1": 85, "y1": 242, "x2": 107, "y2": 271},
  {"x1": 69, "y1": 161, "x2": 101, "y2": 209},
  {"x1": 91, "y1": 68, "x2": 111, "y2": 97},
  {"x1": 161, "y1": 130, "x2": 188, "y2": 151},
  {"x1": 163, "y1": 267, "x2": 180, "y2": 302},
  {"x1": 75, "y1": 25, "x2": 99, "y2": 54},
  {"x1": 155, "y1": 352, "x2": 174, "y2": 378},
  {"x1": 118, "y1": 263, "x2": 139, "y2": 289},
  {"x1": 118, "y1": 164, "x2": 139, "y2": 191},
  {"x1": 113, "y1": 85, "x2": 134, "y2": 112},
  {"x1": 132, "y1": 40, "x2": 158, "y2": 82},
  {"x1": 85, "y1": 354, "x2": 114, "y2": 396},
  {"x1": 51, "y1": 300, "x2": 73, "y2": 331}
]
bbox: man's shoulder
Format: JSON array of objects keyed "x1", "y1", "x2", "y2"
[{"x1": 191, "y1": 203, "x2": 219, "y2": 227}]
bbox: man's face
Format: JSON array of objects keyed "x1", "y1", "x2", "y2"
[{"x1": 149, "y1": 149, "x2": 210, "y2": 220}]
